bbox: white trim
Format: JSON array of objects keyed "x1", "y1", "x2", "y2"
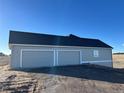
[
  {"x1": 20, "y1": 50, "x2": 23, "y2": 68},
  {"x1": 21, "y1": 49, "x2": 55, "y2": 51},
  {"x1": 56, "y1": 50, "x2": 58, "y2": 65},
  {"x1": 82, "y1": 60, "x2": 112, "y2": 63},
  {"x1": 53, "y1": 51, "x2": 56, "y2": 66},
  {"x1": 56, "y1": 50, "x2": 81, "y2": 51},
  {"x1": 93, "y1": 50, "x2": 99, "y2": 57},
  {"x1": 80, "y1": 51, "x2": 82, "y2": 64},
  {"x1": 20, "y1": 49, "x2": 82, "y2": 68},
  {"x1": 20, "y1": 49, "x2": 55, "y2": 68},
  {"x1": 9, "y1": 44, "x2": 112, "y2": 49}
]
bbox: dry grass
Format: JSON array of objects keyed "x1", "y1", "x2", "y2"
[
  {"x1": 113, "y1": 54, "x2": 124, "y2": 62},
  {"x1": 0, "y1": 56, "x2": 10, "y2": 66},
  {"x1": 113, "y1": 54, "x2": 124, "y2": 68}
]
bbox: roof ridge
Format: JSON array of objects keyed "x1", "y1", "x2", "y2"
[
  {"x1": 10, "y1": 30, "x2": 99, "y2": 40},
  {"x1": 79, "y1": 37, "x2": 99, "y2": 41},
  {"x1": 10, "y1": 30, "x2": 68, "y2": 38}
]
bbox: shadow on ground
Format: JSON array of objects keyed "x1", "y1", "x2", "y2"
[{"x1": 21, "y1": 64, "x2": 124, "y2": 84}]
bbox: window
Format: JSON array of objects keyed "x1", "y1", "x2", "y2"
[{"x1": 93, "y1": 50, "x2": 99, "y2": 57}]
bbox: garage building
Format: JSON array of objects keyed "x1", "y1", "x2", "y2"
[{"x1": 9, "y1": 31, "x2": 113, "y2": 69}]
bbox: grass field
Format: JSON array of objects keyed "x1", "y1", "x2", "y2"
[
  {"x1": 0, "y1": 56, "x2": 10, "y2": 66},
  {"x1": 113, "y1": 54, "x2": 124, "y2": 68}
]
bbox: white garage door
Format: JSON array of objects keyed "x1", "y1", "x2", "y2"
[
  {"x1": 57, "y1": 51, "x2": 80, "y2": 66},
  {"x1": 21, "y1": 50, "x2": 54, "y2": 68}
]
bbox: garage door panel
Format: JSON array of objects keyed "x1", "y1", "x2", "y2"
[
  {"x1": 22, "y1": 51, "x2": 54, "y2": 68},
  {"x1": 58, "y1": 51, "x2": 80, "y2": 65}
]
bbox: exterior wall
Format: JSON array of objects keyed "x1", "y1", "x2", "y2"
[
  {"x1": 10, "y1": 46, "x2": 21, "y2": 68},
  {"x1": 10, "y1": 45, "x2": 112, "y2": 69},
  {"x1": 81, "y1": 48, "x2": 112, "y2": 61},
  {"x1": 81, "y1": 48, "x2": 113, "y2": 67}
]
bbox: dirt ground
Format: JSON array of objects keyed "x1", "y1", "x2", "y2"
[{"x1": 0, "y1": 56, "x2": 124, "y2": 93}]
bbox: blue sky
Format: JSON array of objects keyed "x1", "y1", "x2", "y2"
[{"x1": 0, "y1": 0, "x2": 124, "y2": 54}]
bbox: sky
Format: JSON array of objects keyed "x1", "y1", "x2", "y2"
[{"x1": 0, "y1": 0, "x2": 124, "y2": 54}]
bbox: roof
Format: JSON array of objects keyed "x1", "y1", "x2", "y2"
[{"x1": 9, "y1": 31, "x2": 112, "y2": 48}]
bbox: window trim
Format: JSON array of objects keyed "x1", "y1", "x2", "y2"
[{"x1": 93, "y1": 50, "x2": 99, "y2": 57}]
